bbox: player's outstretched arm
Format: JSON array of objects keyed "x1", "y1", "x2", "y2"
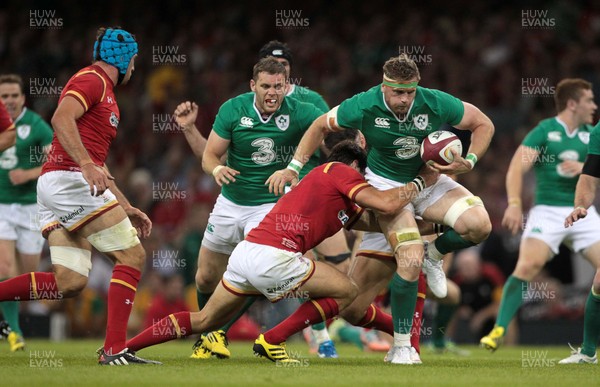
[
  {"x1": 354, "y1": 167, "x2": 438, "y2": 216},
  {"x1": 266, "y1": 114, "x2": 330, "y2": 195},
  {"x1": 565, "y1": 174, "x2": 599, "y2": 227},
  {"x1": 435, "y1": 102, "x2": 494, "y2": 175},
  {"x1": 51, "y1": 96, "x2": 113, "y2": 196},
  {"x1": 175, "y1": 101, "x2": 207, "y2": 161},
  {"x1": 201, "y1": 130, "x2": 239, "y2": 187},
  {"x1": 503, "y1": 145, "x2": 538, "y2": 235}
]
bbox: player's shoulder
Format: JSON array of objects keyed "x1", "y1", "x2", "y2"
[
  {"x1": 417, "y1": 86, "x2": 460, "y2": 105},
  {"x1": 341, "y1": 85, "x2": 381, "y2": 108},
  {"x1": 531, "y1": 117, "x2": 559, "y2": 132},
  {"x1": 70, "y1": 65, "x2": 109, "y2": 84},
  {"x1": 219, "y1": 92, "x2": 253, "y2": 112},
  {"x1": 284, "y1": 95, "x2": 320, "y2": 114}
]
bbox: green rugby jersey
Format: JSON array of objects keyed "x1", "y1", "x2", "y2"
[
  {"x1": 0, "y1": 108, "x2": 53, "y2": 204},
  {"x1": 522, "y1": 117, "x2": 592, "y2": 206},
  {"x1": 588, "y1": 122, "x2": 600, "y2": 156},
  {"x1": 336, "y1": 85, "x2": 464, "y2": 182},
  {"x1": 213, "y1": 92, "x2": 322, "y2": 205},
  {"x1": 288, "y1": 84, "x2": 329, "y2": 178}
]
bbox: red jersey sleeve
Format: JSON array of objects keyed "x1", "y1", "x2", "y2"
[
  {"x1": 0, "y1": 100, "x2": 14, "y2": 133},
  {"x1": 62, "y1": 70, "x2": 107, "y2": 112},
  {"x1": 323, "y1": 162, "x2": 370, "y2": 201}
]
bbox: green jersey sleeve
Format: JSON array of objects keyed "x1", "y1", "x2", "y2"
[
  {"x1": 522, "y1": 124, "x2": 546, "y2": 150},
  {"x1": 310, "y1": 92, "x2": 329, "y2": 114},
  {"x1": 588, "y1": 124, "x2": 600, "y2": 156},
  {"x1": 212, "y1": 100, "x2": 235, "y2": 140},
  {"x1": 37, "y1": 115, "x2": 54, "y2": 146},
  {"x1": 336, "y1": 92, "x2": 367, "y2": 129},
  {"x1": 429, "y1": 89, "x2": 464, "y2": 126}
]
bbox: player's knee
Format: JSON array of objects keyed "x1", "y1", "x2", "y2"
[
  {"x1": 54, "y1": 270, "x2": 88, "y2": 298},
  {"x1": 513, "y1": 261, "x2": 543, "y2": 281},
  {"x1": 467, "y1": 217, "x2": 492, "y2": 243},
  {"x1": 339, "y1": 301, "x2": 364, "y2": 324},
  {"x1": 117, "y1": 244, "x2": 146, "y2": 269},
  {"x1": 195, "y1": 269, "x2": 219, "y2": 293}
]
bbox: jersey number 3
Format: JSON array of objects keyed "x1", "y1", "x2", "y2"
[{"x1": 251, "y1": 138, "x2": 276, "y2": 165}]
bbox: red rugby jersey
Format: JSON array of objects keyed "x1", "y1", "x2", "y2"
[
  {"x1": 0, "y1": 100, "x2": 14, "y2": 133},
  {"x1": 246, "y1": 162, "x2": 369, "y2": 253},
  {"x1": 43, "y1": 65, "x2": 119, "y2": 173}
]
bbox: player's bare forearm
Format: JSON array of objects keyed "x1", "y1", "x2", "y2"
[
  {"x1": 293, "y1": 114, "x2": 329, "y2": 167},
  {"x1": 574, "y1": 174, "x2": 599, "y2": 209},
  {"x1": 0, "y1": 129, "x2": 15, "y2": 152},
  {"x1": 182, "y1": 124, "x2": 207, "y2": 161},
  {"x1": 505, "y1": 146, "x2": 536, "y2": 204},
  {"x1": 456, "y1": 102, "x2": 494, "y2": 160},
  {"x1": 355, "y1": 184, "x2": 419, "y2": 216}
]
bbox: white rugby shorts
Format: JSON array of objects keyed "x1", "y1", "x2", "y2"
[
  {"x1": 523, "y1": 205, "x2": 600, "y2": 254},
  {"x1": 222, "y1": 240, "x2": 315, "y2": 302},
  {"x1": 37, "y1": 171, "x2": 119, "y2": 237},
  {"x1": 0, "y1": 203, "x2": 45, "y2": 254},
  {"x1": 201, "y1": 194, "x2": 276, "y2": 255}
]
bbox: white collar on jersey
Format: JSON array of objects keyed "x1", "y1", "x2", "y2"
[
  {"x1": 381, "y1": 89, "x2": 414, "y2": 123},
  {"x1": 14, "y1": 107, "x2": 27, "y2": 124},
  {"x1": 554, "y1": 116, "x2": 579, "y2": 138},
  {"x1": 253, "y1": 94, "x2": 277, "y2": 123}
]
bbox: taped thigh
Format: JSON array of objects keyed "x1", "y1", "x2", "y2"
[
  {"x1": 443, "y1": 196, "x2": 484, "y2": 228},
  {"x1": 86, "y1": 218, "x2": 140, "y2": 252},
  {"x1": 50, "y1": 246, "x2": 92, "y2": 277}
]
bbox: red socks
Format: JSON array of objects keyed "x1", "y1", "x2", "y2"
[
  {"x1": 104, "y1": 265, "x2": 141, "y2": 354},
  {"x1": 410, "y1": 271, "x2": 427, "y2": 353},
  {"x1": 0, "y1": 272, "x2": 58, "y2": 300},
  {"x1": 264, "y1": 298, "x2": 339, "y2": 344},
  {"x1": 356, "y1": 303, "x2": 394, "y2": 336},
  {"x1": 127, "y1": 311, "x2": 192, "y2": 352}
]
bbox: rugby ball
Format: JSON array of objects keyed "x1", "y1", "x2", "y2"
[{"x1": 420, "y1": 130, "x2": 463, "y2": 166}]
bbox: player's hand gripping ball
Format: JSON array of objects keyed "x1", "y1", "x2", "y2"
[{"x1": 420, "y1": 130, "x2": 463, "y2": 166}]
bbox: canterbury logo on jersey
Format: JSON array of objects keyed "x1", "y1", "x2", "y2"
[
  {"x1": 240, "y1": 117, "x2": 254, "y2": 128},
  {"x1": 374, "y1": 117, "x2": 390, "y2": 128},
  {"x1": 547, "y1": 131, "x2": 561, "y2": 142}
]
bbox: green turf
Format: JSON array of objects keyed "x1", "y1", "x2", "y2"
[{"x1": 0, "y1": 339, "x2": 598, "y2": 386}]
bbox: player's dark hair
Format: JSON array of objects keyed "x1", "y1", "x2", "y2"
[
  {"x1": 383, "y1": 54, "x2": 421, "y2": 82},
  {"x1": 0, "y1": 74, "x2": 24, "y2": 94},
  {"x1": 324, "y1": 129, "x2": 360, "y2": 151},
  {"x1": 327, "y1": 140, "x2": 367, "y2": 173},
  {"x1": 252, "y1": 57, "x2": 287, "y2": 80},
  {"x1": 258, "y1": 40, "x2": 293, "y2": 66},
  {"x1": 555, "y1": 78, "x2": 592, "y2": 112}
]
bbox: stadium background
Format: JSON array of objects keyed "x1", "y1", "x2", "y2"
[{"x1": 1, "y1": 0, "x2": 599, "y2": 344}]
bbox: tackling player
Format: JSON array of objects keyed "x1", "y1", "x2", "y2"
[
  {"x1": 480, "y1": 79, "x2": 600, "y2": 364},
  {"x1": 188, "y1": 57, "x2": 325, "y2": 359},
  {"x1": 0, "y1": 74, "x2": 53, "y2": 351},
  {"x1": 123, "y1": 141, "x2": 439, "y2": 363},
  {"x1": 267, "y1": 53, "x2": 494, "y2": 364}
]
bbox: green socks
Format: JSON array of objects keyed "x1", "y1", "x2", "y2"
[
  {"x1": 495, "y1": 275, "x2": 526, "y2": 330},
  {"x1": 432, "y1": 303, "x2": 456, "y2": 348},
  {"x1": 390, "y1": 273, "x2": 418, "y2": 335},
  {"x1": 432, "y1": 228, "x2": 476, "y2": 258},
  {"x1": 0, "y1": 278, "x2": 21, "y2": 335},
  {"x1": 581, "y1": 289, "x2": 600, "y2": 357},
  {"x1": 220, "y1": 297, "x2": 257, "y2": 332},
  {"x1": 196, "y1": 291, "x2": 213, "y2": 311}
]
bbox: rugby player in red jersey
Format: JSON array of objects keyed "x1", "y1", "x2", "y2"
[
  {"x1": 124, "y1": 141, "x2": 438, "y2": 363},
  {"x1": 0, "y1": 100, "x2": 15, "y2": 151},
  {"x1": 0, "y1": 27, "x2": 159, "y2": 365}
]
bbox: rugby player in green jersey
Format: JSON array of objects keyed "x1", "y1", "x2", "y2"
[
  {"x1": 268, "y1": 53, "x2": 494, "y2": 364},
  {"x1": 0, "y1": 74, "x2": 53, "y2": 351},
  {"x1": 186, "y1": 58, "x2": 325, "y2": 359},
  {"x1": 479, "y1": 79, "x2": 599, "y2": 363}
]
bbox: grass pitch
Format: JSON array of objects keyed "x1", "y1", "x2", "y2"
[{"x1": 0, "y1": 339, "x2": 598, "y2": 386}]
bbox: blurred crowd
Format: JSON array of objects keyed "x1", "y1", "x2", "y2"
[{"x1": 1, "y1": 0, "x2": 599, "y2": 338}]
